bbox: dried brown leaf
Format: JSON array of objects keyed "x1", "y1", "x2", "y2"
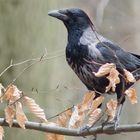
[
  {"x1": 16, "y1": 102, "x2": 28, "y2": 129},
  {"x1": 80, "y1": 91, "x2": 95, "y2": 112},
  {"x1": 57, "y1": 109, "x2": 72, "y2": 128},
  {"x1": 67, "y1": 91, "x2": 96, "y2": 128},
  {"x1": 106, "y1": 99, "x2": 117, "y2": 121},
  {"x1": 65, "y1": 109, "x2": 72, "y2": 119},
  {"x1": 0, "y1": 83, "x2": 5, "y2": 103},
  {"x1": 4, "y1": 105, "x2": 16, "y2": 127},
  {"x1": 68, "y1": 105, "x2": 85, "y2": 128},
  {"x1": 57, "y1": 114, "x2": 67, "y2": 127},
  {"x1": 93, "y1": 63, "x2": 116, "y2": 77},
  {"x1": 87, "y1": 96, "x2": 104, "y2": 115},
  {"x1": 24, "y1": 96, "x2": 47, "y2": 122},
  {"x1": 124, "y1": 69, "x2": 136, "y2": 83},
  {"x1": 87, "y1": 108, "x2": 102, "y2": 127},
  {"x1": 0, "y1": 126, "x2": 4, "y2": 140},
  {"x1": 3, "y1": 85, "x2": 14, "y2": 101},
  {"x1": 106, "y1": 68, "x2": 120, "y2": 92},
  {"x1": 4, "y1": 85, "x2": 22, "y2": 103},
  {"x1": 125, "y1": 88, "x2": 137, "y2": 104},
  {"x1": 81, "y1": 91, "x2": 95, "y2": 105}
]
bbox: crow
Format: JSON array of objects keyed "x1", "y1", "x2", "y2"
[{"x1": 48, "y1": 8, "x2": 140, "y2": 128}]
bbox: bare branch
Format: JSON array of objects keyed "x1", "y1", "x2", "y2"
[
  {"x1": 0, "y1": 118, "x2": 140, "y2": 137},
  {"x1": 48, "y1": 106, "x2": 74, "y2": 120},
  {"x1": 0, "y1": 51, "x2": 64, "y2": 78}
]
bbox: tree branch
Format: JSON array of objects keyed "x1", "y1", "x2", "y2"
[
  {"x1": 0, "y1": 118, "x2": 140, "y2": 137},
  {"x1": 0, "y1": 51, "x2": 64, "y2": 78}
]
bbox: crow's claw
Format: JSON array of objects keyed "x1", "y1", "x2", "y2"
[
  {"x1": 102, "y1": 117, "x2": 119, "y2": 131},
  {"x1": 79, "y1": 125, "x2": 91, "y2": 135}
]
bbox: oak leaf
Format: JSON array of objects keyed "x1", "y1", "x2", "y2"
[
  {"x1": 124, "y1": 69, "x2": 136, "y2": 83},
  {"x1": 106, "y1": 68, "x2": 120, "y2": 92},
  {"x1": 93, "y1": 63, "x2": 116, "y2": 77}
]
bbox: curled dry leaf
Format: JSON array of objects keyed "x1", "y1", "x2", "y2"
[
  {"x1": 106, "y1": 99, "x2": 117, "y2": 121},
  {"x1": 57, "y1": 114, "x2": 67, "y2": 127},
  {"x1": 125, "y1": 88, "x2": 137, "y2": 104},
  {"x1": 68, "y1": 105, "x2": 85, "y2": 128},
  {"x1": 0, "y1": 126, "x2": 4, "y2": 140},
  {"x1": 4, "y1": 85, "x2": 22, "y2": 103},
  {"x1": 57, "y1": 109, "x2": 72, "y2": 128},
  {"x1": 4, "y1": 105, "x2": 16, "y2": 127},
  {"x1": 65, "y1": 109, "x2": 72, "y2": 120},
  {"x1": 106, "y1": 68, "x2": 120, "y2": 92},
  {"x1": 87, "y1": 108, "x2": 102, "y2": 127},
  {"x1": 93, "y1": 63, "x2": 116, "y2": 77},
  {"x1": 80, "y1": 91, "x2": 95, "y2": 112},
  {"x1": 23, "y1": 96, "x2": 47, "y2": 122},
  {"x1": 87, "y1": 96, "x2": 104, "y2": 115},
  {"x1": 81, "y1": 91, "x2": 95, "y2": 105},
  {"x1": 124, "y1": 69, "x2": 136, "y2": 83},
  {"x1": 3, "y1": 85, "x2": 14, "y2": 101},
  {"x1": 16, "y1": 102, "x2": 28, "y2": 129},
  {"x1": 68, "y1": 92, "x2": 97, "y2": 128},
  {"x1": 68, "y1": 106, "x2": 79, "y2": 128},
  {"x1": 0, "y1": 83, "x2": 5, "y2": 103}
]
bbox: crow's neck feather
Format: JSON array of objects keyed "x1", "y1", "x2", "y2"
[{"x1": 67, "y1": 28, "x2": 83, "y2": 44}]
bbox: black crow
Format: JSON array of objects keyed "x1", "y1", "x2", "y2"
[{"x1": 48, "y1": 8, "x2": 140, "y2": 127}]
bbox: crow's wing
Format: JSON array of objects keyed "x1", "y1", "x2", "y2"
[
  {"x1": 130, "y1": 53, "x2": 140, "y2": 59},
  {"x1": 89, "y1": 41, "x2": 140, "y2": 72}
]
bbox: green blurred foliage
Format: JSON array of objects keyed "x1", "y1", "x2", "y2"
[{"x1": 0, "y1": 0, "x2": 140, "y2": 140}]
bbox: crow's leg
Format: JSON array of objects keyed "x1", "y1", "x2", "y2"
[
  {"x1": 110, "y1": 101, "x2": 124, "y2": 128},
  {"x1": 101, "y1": 95, "x2": 125, "y2": 131},
  {"x1": 102, "y1": 75, "x2": 126, "y2": 129},
  {"x1": 113, "y1": 75, "x2": 126, "y2": 127}
]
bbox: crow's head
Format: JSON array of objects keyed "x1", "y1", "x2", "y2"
[{"x1": 48, "y1": 8, "x2": 93, "y2": 31}]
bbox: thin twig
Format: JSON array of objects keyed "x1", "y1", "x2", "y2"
[
  {"x1": 8, "y1": 54, "x2": 64, "y2": 85},
  {"x1": 48, "y1": 106, "x2": 74, "y2": 120},
  {"x1": 0, "y1": 51, "x2": 64, "y2": 78}
]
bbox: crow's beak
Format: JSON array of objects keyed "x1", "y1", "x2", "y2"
[{"x1": 48, "y1": 10, "x2": 69, "y2": 21}]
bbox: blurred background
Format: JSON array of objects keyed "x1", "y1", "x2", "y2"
[{"x1": 0, "y1": 0, "x2": 140, "y2": 140}]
